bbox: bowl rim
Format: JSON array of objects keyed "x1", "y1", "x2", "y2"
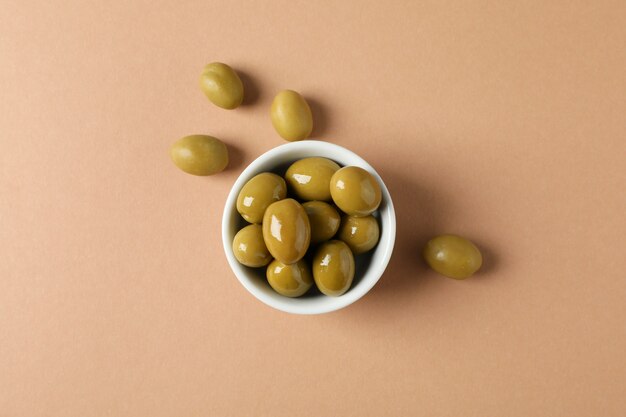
[{"x1": 221, "y1": 140, "x2": 396, "y2": 314}]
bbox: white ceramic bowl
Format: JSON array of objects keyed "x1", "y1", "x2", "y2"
[{"x1": 222, "y1": 140, "x2": 396, "y2": 314}]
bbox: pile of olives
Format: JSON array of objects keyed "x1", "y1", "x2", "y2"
[
  {"x1": 232, "y1": 157, "x2": 382, "y2": 297},
  {"x1": 171, "y1": 61, "x2": 484, "y2": 283}
]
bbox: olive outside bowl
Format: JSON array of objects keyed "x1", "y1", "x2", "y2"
[{"x1": 222, "y1": 140, "x2": 396, "y2": 314}]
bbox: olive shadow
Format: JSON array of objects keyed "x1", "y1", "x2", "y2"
[
  {"x1": 226, "y1": 142, "x2": 246, "y2": 171},
  {"x1": 236, "y1": 69, "x2": 261, "y2": 106},
  {"x1": 305, "y1": 96, "x2": 329, "y2": 139},
  {"x1": 469, "y1": 239, "x2": 499, "y2": 276}
]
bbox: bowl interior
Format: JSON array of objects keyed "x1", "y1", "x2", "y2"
[{"x1": 222, "y1": 141, "x2": 395, "y2": 314}]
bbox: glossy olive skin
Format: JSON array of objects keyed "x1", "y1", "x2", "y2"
[
  {"x1": 330, "y1": 166, "x2": 382, "y2": 217},
  {"x1": 262, "y1": 198, "x2": 311, "y2": 265},
  {"x1": 423, "y1": 234, "x2": 483, "y2": 279},
  {"x1": 337, "y1": 215, "x2": 380, "y2": 255},
  {"x1": 237, "y1": 173, "x2": 287, "y2": 223},
  {"x1": 170, "y1": 135, "x2": 228, "y2": 176},
  {"x1": 232, "y1": 224, "x2": 272, "y2": 268},
  {"x1": 266, "y1": 259, "x2": 313, "y2": 297},
  {"x1": 312, "y1": 240, "x2": 355, "y2": 296},
  {"x1": 270, "y1": 90, "x2": 313, "y2": 141},
  {"x1": 303, "y1": 201, "x2": 341, "y2": 243},
  {"x1": 199, "y1": 62, "x2": 244, "y2": 109},
  {"x1": 285, "y1": 157, "x2": 340, "y2": 201}
]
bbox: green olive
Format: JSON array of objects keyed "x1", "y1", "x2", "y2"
[
  {"x1": 199, "y1": 62, "x2": 244, "y2": 109},
  {"x1": 232, "y1": 224, "x2": 272, "y2": 268},
  {"x1": 170, "y1": 135, "x2": 228, "y2": 176},
  {"x1": 266, "y1": 259, "x2": 313, "y2": 297},
  {"x1": 330, "y1": 166, "x2": 382, "y2": 216},
  {"x1": 312, "y1": 240, "x2": 355, "y2": 296},
  {"x1": 337, "y1": 215, "x2": 380, "y2": 255},
  {"x1": 423, "y1": 234, "x2": 483, "y2": 279},
  {"x1": 270, "y1": 90, "x2": 313, "y2": 141},
  {"x1": 285, "y1": 157, "x2": 340, "y2": 201},
  {"x1": 237, "y1": 173, "x2": 287, "y2": 224},
  {"x1": 302, "y1": 201, "x2": 341, "y2": 243},
  {"x1": 262, "y1": 198, "x2": 311, "y2": 265}
]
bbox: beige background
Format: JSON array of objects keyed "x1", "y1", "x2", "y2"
[{"x1": 1, "y1": 0, "x2": 625, "y2": 416}]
